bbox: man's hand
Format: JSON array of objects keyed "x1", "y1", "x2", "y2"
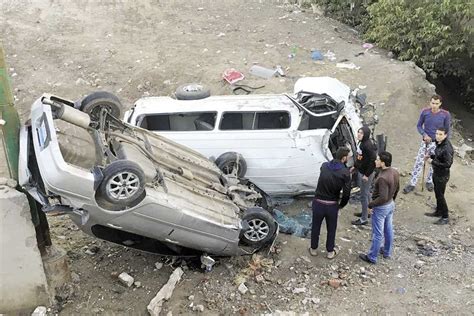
[
  {"x1": 368, "y1": 208, "x2": 373, "y2": 215},
  {"x1": 350, "y1": 167, "x2": 355, "y2": 173},
  {"x1": 362, "y1": 175, "x2": 369, "y2": 182},
  {"x1": 423, "y1": 135, "x2": 432, "y2": 144}
]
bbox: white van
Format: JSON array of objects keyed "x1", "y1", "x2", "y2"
[{"x1": 124, "y1": 77, "x2": 364, "y2": 197}]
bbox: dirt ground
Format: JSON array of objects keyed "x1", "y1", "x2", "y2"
[{"x1": 2, "y1": 0, "x2": 474, "y2": 315}]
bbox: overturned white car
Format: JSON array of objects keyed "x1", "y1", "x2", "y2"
[
  {"x1": 124, "y1": 77, "x2": 365, "y2": 197},
  {"x1": 18, "y1": 93, "x2": 278, "y2": 256}
]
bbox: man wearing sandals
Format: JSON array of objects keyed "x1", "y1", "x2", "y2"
[
  {"x1": 359, "y1": 151, "x2": 400, "y2": 264},
  {"x1": 309, "y1": 147, "x2": 351, "y2": 259}
]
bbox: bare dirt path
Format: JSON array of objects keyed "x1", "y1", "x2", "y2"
[{"x1": 2, "y1": 0, "x2": 473, "y2": 314}]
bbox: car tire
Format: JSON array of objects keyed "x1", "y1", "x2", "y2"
[
  {"x1": 80, "y1": 91, "x2": 123, "y2": 122},
  {"x1": 241, "y1": 208, "x2": 276, "y2": 247},
  {"x1": 98, "y1": 160, "x2": 146, "y2": 207},
  {"x1": 175, "y1": 83, "x2": 211, "y2": 100},
  {"x1": 215, "y1": 152, "x2": 247, "y2": 178}
]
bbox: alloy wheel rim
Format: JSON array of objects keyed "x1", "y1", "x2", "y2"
[
  {"x1": 107, "y1": 172, "x2": 140, "y2": 200},
  {"x1": 244, "y1": 218, "x2": 269, "y2": 242}
]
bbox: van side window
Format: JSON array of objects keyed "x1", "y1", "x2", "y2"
[
  {"x1": 220, "y1": 111, "x2": 290, "y2": 130},
  {"x1": 256, "y1": 112, "x2": 290, "y2": 129},
  {"x1": 138, "y1": 112, "x2": 217, "y2": 131}
]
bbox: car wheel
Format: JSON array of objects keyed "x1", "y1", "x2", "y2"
[
  {"x1": 80, "y1": 91, "x2": 123, "y2": 122},
  {"x1": 215, "y1": 152, "x2": 247, "y2": 178},
  {"x1": 175, "y1": 83, "x2": 211, "y2": 100},
  {"x1": 241, "y1": 208, "x2": 276, "y2": 247},
  {"x1": 98, "y1": 160, "x2": 146, "y2": 206}
]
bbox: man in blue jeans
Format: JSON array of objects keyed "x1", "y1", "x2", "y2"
[{"x1": 359, "y1": 151, "x2": 400, "y2": 264}]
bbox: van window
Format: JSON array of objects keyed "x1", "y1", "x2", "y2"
[
  {"x1": 220, "y1": 111, "x2": 290, "y2": 130},
  {"x1": 297, "y1": 112, "x2": 336, "y2": 131},
  {"x1": 138, "y1": 112, "x2": 217, "y2": 131}
]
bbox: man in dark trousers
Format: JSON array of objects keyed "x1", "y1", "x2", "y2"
[
  {"x1": 403, "y1": 95, "x2": 451, "y2": 194},
  {"x1": 359, "y1": 151, "x2": 400, "y2": 264},
  {"x1": 351, "y1": 126, "x2": 377, "y2": 226},
  {"x1": 425, "y1": 128, "x2": 454, "y2": 224},
  {"x1": 309, "y1": 147, "x2": 351, "y2": 259}
]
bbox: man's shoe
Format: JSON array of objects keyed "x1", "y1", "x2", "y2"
[
  {"x1": 434, "y1": 218, "x2": 449, "y2": 225},
  {"x1": 308, "y1": 247, "x2": 318, "y2": 256},
  {"x1": 425, "y1": 182, "x2": 434, "y2": 192},
  {"x1": 358, "y1": 253, "x2": 375, "y2": 264},
  {"x1": 351, "y1": 218, "x2": 368, "y2": 226},
  {"x1": 403, "y1": 185, "x2": 415, "y2": 194},
  {"x1": 379, "y1": 248, "x2": 391, "y2": 259},
  {"x1": 424, "y1": 211, "x2": 441, "y2": 217},
  {"x1": 353, "y1": 212, "x2": 371, "y2": 219},
  {"x1": 327, "y1": 246, "x2": 339, "y2": 259}
]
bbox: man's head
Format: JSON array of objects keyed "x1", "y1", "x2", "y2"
[
  {"x1": 430, "y1": 94, "x2": 442, "y2": 112},
  {"x1": 435, "y1": 128, "x2": 448, "y2": 143},
  {"x1": 335, "y1": 147, "x2": 350, "y2": 163},
  {"x1": 376, "y1": 151, "x2": 392, "y2": 169}
]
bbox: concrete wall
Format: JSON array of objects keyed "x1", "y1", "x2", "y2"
[{"x1": 0, "y1": 179, "x2": 50, "y2": 313}]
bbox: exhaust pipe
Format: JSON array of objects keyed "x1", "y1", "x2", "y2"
[{"x1": 56, "y1": 104, "x2": 91, "y2": 129}]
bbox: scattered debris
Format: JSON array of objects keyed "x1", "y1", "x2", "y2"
[
  {"x1": 147, "y1": 267, "x2": 184, "y2": 316},
  {"x1": 323, "y1": 50, "x2": 337, "y2": 61},
  {"x1": 192, "y1": 304, "x2": 205, "y2": 312},
  {"x1": 238, "y1": 282, "x2": 249, "y2": 294},
  {"x1": 118, "y1": 272, "x2": 134, "y2": 287},
  {"x1": 292, "y1": 287, "x2": 306, "y2": 294},
  {"x1": 454, "y1": 143, "x2": 473, "y2": 159},
  {"x1": 328, "y1": 279, "x2": 343, "y2": 289},
  {"x1": 272, "y1": 209, "x2": 311, "y2": 238},
  {"x1": 362, "y1": 43, "x2": 374, "y2": 50},
  {"x1": 222, "y1": 68, "x2": 245, "y2": 84},
  {"x1": 311, "y1": 50, "x2": 323, "y2": 61},
  {"x1": 336, "y1": 62, "x2": 360, "y2": 70},
  {"x1": 32, "y1": 306, "x2": 47, "y2": 316},
  {"x1": 155, "y1": 262, "x2": 164, "y2": 270},
  {"x1": 249, "y1": 65, "x2": 280, "y2": 79}
]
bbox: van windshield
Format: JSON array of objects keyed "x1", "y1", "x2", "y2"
[
  {"x1": 138, "y1": 112, "x2": 217, "y2": 131},
  {"x1": 220, "y1": 111, "x2": 290, "y2": 130}
]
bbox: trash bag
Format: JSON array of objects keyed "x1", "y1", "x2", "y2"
[{"x1": 272, "y1": 209, "x2": 312, "y2": 238}]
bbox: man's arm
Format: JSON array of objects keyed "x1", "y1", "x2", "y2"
[
  {"x1": 338, "y1": 172, "x2": 351, "y2": 209},
  {"x1": 417, "y1": 110, "x2": 426, "y2": 136},
  {"x1": 368, "y1": 178, "x2": 390, "y2": 208},
  {"x1": 445, "y1": 112, "x2": 451, "y2": 138}
]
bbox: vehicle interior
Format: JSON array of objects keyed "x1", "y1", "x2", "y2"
[{"x1": 137, "y1": 111, "x2": 291, "y2": 131}]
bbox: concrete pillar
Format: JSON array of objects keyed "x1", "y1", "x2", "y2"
[{"x1": 0, "y1": 179, "x2": 50, "y2": 313}]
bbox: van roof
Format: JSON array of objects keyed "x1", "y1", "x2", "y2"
[{"x1": 133, "y1": 94, "x2": 301, "y2": 114}]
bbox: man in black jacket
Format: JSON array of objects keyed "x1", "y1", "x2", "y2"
[
  {"x1": 309, "y1": 147, "x2": 351, "y2": 259},
  {"x1": 425, "y1": 128, "x2": 454, "y2": 225},
  {"x1": 352, "y1": 126, "x2": 377, "y2": 226}
]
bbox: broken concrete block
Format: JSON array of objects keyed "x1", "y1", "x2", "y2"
[
  {"x1": 118, "y1": 272, "x2": 134, "y2": 287},
  {"x1": 147, "y1": 267, "x2": 184, "y2": 316},
  {"x1": 238, "y1": 283, "x2": 248, "y2": 294},
  {"x1": 32, "y1": 306, "x2": 47, "y2": 316}
]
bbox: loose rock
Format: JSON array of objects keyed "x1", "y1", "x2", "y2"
[{"x1": 118, "y1": 272, "x2": 134, "y2": 287}]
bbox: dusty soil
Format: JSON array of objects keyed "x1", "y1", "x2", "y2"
[{"x1": 2, "y1": 0, "x2": 473, "y2": 314}]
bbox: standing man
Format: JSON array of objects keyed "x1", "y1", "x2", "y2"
[
  {"x1": 359, "y1": 151, "x2": 400, "y2": 264},
  {"x1": 309, "y1": 147, "x2": 351, "y2": 259},
  {"x1": 425, "y1": 128, "x2": 454, "y2": 224},
  {"x1": 403, "y1": 95, "x2": 451, "y2": 194},
  {"x1": 351, "y1": 126, "x2": 377, "y2": 226}
]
